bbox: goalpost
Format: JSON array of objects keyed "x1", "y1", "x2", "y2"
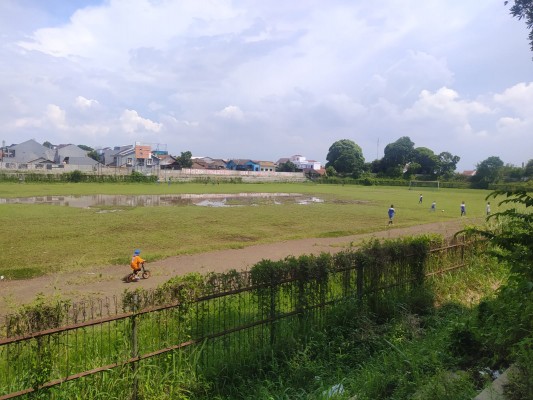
[{"x1": 408, "y1": 180, "x2": 440, "y2": 191}]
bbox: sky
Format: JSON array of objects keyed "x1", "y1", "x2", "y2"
[{"x1": 1, "y1": 0, "x2": 532, "y2": 171}]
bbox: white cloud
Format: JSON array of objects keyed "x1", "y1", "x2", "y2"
[
  {"x1": 12, "y1": 116, "x2": 42, "y2": 129},
  {"x1": 216, "y1": 105, "x2": 245, "y2": 121},
  {"x1": 119, "y1": 109, "x2": 162, "y2": 133},
  {"x1": 46, "y1": 104, "x2": 68, "y2": 130},
  {"x1": 75, "y1": 96, "x2": 99, "y2": 109},
  {"x1": 404, "y1": 87, "x2": 490, "y2": 122},
  {"x1": 497, "y1": 116, "x2": 524, "y2": 132},
  {"x1": 494, "y1": 82, "x2": 533, "y2": 117},
  {"x1": 16, "y1": 0, "x2": 244, "y2": 69}
]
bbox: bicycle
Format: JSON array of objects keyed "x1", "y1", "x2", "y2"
[{"x1": 123, "y1": 262, "x2": 151, "y2": 283}]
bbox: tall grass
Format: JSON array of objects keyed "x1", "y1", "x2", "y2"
[{"x1": 201, "y1": 255, "x2": 508, "y2": 400}]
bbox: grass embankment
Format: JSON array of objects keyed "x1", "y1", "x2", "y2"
[
  {"x1": 195, "y1": 253, "x2": 510, "y2": 400},
  {"x1": 0, "y1": 182, "x2": 492, "y2": 279}
]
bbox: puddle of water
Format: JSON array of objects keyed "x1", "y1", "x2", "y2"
[
  {"x1": 0, "y1": 193, "x2": 325, "y2": 208},
  {"x1": 296, "y1": 197, "x2": 324, "y2": 205}
]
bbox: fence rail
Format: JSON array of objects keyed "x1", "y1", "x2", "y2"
[{"x1": 0, "y1": 238, "x2": 476, "y2": 399}]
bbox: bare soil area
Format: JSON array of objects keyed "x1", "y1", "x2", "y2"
[{"x1": 0, "y1": 219, "x2": 476, "y2": 317}]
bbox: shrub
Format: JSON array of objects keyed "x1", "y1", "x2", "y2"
[{"x1": 505, "y1": 337, "x2": 533, "y2": 400}]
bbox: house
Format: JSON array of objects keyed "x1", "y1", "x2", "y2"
[
  {"x1": 226, "y1": 159, "x2": 260, "y2": 172},
  {"x1": 190, "y1": 157, "x2": 227, "y2": 170},
  {"x1": 98, "y1": 145, "x2": 133, "y2": 166},
  {"x1": 158, "y1": 154, "x2": 180, "y2": 170},
  {"x1": 289, "y1": 155, "x2": 322, "y2": 171},
  {"x1": 112, "y1": 144, "x2": 159, "y2": 174},
  {"x1": 4, "y1": 139, "x2": 55, "y2": 164},
  {"x1": 276, "y1": 155, "x2": 322, "y2": 171},
  {"x1": 275, "y1": 157, "x2": 290, "y2": 168},
  {"x1": 257, "y1": 161, "x2": 276, "y2": 172},
  {"x1": 303, "y1": 167, "x2": 326, "y2": 179},
  {"x1": 55, "y1": 144, "x2": 99, "y2": 166},
  {"x1": 461, "y1": 170, "x2": 476, "y2": 177}
]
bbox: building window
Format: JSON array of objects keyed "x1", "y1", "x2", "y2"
[
  {"x1": 146, "y1": 158, "x2": 153, "y2": 166},
  {"x1": 126, "y1": 157, "x2": 133, "y2": 166}
]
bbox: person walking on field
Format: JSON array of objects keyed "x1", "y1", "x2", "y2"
[
  {"x1": 460, "y1": 201, "x2": 466, "y2": 217},
  {"x1": 419, "y1": 193, "x2": 423, "y2": 204},
  {"x1": 388, "y1": 204, "x2": 395, "y2": 225},
  {"x1": 486, "y1": 201, "x2": 491, "y2": 216},
  {"x1": 431, "y1": 201, "x2": 436, "y2": 212}
]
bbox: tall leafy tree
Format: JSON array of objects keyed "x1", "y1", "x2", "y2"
[
  {"x1": 175, "y1": 151, "x2": 193, "y2": 168},
  {"x1": 437, "y1": 151, "x2": 460, "y2": 178},
  {"x1": 473, "y1": 156, "x2": 504, "y2": 188},
  {"x1": 325, "y1": 139, "x2": 365, "y2": 177},
  {"x1": 413, "y1": 147, "x2": 439, "y2": 175},
  {"x1": 505, "y1": 0, "x2": 533, "y2": 58},
  {"x1": 381, "y1": 136, "x2": 415, "y2": 174}
]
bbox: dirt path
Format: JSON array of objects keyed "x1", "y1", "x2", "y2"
[{"x1": 0, "y1": 219, "x2": 476, "y2": 316}]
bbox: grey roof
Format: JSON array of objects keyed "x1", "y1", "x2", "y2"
[
  {"x1": 7, "y1": 139, "x2": 55, "y2": 163},
  {"x1": 56, "y1": 144, "x2": 89, "y2": 163}
]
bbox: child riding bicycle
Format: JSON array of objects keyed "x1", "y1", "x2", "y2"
[{"x1": 130, "y1": 249, "x2": 145, "y2": 281}]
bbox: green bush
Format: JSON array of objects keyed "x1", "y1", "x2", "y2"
[
  {"x1": 65, "y1": 170, "x2": 84, "y2": 182},
  {"x1": 412, "y1": 370, "x2": 476, "y2": 400},
  {"x1": 448, "y1": 322, "x2": 484, "y2": 368}
]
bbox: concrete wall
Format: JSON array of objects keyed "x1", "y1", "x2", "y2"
[{"x1": 0, "y1": 162, "x2": 307, "y2": 183}]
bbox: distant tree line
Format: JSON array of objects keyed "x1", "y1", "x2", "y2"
[{"x1": 324, "y1": 137, "x2": 533, "y2": 188}]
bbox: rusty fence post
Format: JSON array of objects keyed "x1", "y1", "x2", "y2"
[
  {"x1": 356, "y1": 261, "x2": 364, "y2": 302},
  {"x1": 131, "y1": 294, "x2": 139, "y2": 400}
]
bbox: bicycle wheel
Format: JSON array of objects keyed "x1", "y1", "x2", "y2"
[{"x1": 142, "y1": 270, "x2": 151, "y2": 279}]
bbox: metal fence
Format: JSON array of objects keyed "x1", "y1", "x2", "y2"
[{"x1": 0, "y1": 238, "x2": 475, "y2": 399}]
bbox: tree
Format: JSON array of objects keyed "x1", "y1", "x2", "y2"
[
  {"x1": 473, "y1": 156, "x2": 504, "y2": 188},
  {"x1": 43, "y1": 141, "x2": 53, "y2": 149},
  {"x1": 413, "y1": 147, "x2": 439, "y2": 176},
  {"x1": 277, "y1": 160, "x2": 299, "y2": 172},
  {"x1": 437, "y1": 152, "x2": 460, "y2": 178},
  {"x1": 460, "y1": 190, "x2": 533, "y2": 289},
  {"x1": 175, "y1": 151, "x2": 193, "y2": 169},
  {"x1": 325, "y1": 166, "x2": 337, "y2": 176},
  {"x1": 87, "y1": 150, "x2": 99, "y2": 161},
  {"x1": 381, "y1": 136, "x2": 415, "y2": 174},
  {"x1": 525, "y1": 159, "x2": 533, "y2": 178},
  {"x1": 501, "y1": 164, "x2": 524, "y2": 181},
  {"x1": 505, "y1": 0, "x2": 533, "y2": 59},
  {"x1": 325, "y1": 139, "x2": 365, "y2": 177},
  {"x1": 78, "y1": 144, "x2": 93, "y2": 152},
  {"x1": 404, "y1": 162, "x2": 421, "y2": 178}
]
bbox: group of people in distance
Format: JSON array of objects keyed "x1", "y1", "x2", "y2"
[{"x1": 387, "y1": 193, "x2": 492, "y2": 226}]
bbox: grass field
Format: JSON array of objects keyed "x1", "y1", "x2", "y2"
[{"x1": 0, "y1": 182, "x2": 493, "y2": 279}]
